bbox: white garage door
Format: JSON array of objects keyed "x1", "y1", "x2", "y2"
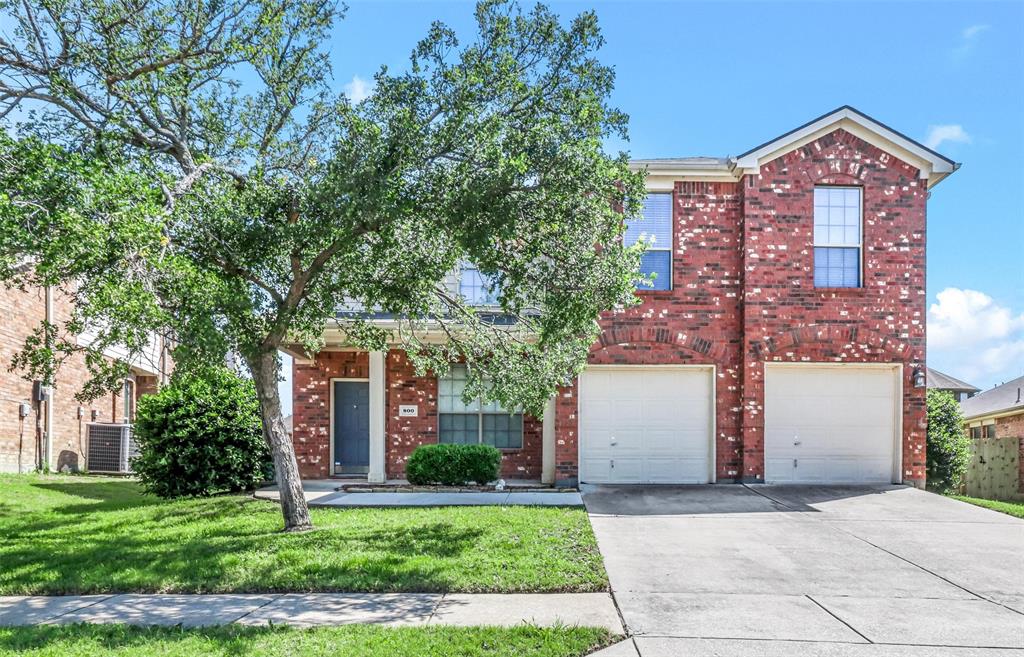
[
  {"x1": 764, "y1": 365, "x2": 899, "y2": 484},
  {"x1": 579, "y1": 368, "x2": 713, "y2": 484}
]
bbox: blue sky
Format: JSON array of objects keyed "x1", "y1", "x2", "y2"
[{"x1": 275, "y1": 0, "x2": 1024, "y2": 411}]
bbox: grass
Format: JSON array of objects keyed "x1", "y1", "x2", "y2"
[
  {"x1": 0, "y1": 474, "x2": 607, "y2": 595},
  {"x1": 950, "y1": 495, "x2": 1024, "y2": 519},
  {"x1": 0, "y1": 624, "x2": 617, "y2": 657}
]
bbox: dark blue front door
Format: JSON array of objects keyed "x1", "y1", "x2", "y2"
[{"x1": 334, "y1": 381, "x2": 370, "y2": 474}]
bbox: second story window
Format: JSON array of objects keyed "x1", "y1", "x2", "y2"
[
  {"x1": 813, "y1": 187, "x2": 862, "y2": 288},
  {"x1": 459, "y1": 264, "x2": 501, "y2": 306},
  {"x1": 626, "y1": 192, "x2": 673, "y2": 291}
]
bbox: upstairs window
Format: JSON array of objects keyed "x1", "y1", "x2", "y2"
[
  {"x1": 814, "y1": 187, "x2": 862, "y2": 288},
  {"x1": 459, "y1": 264, "x2": 501, "y2": 306},
  {"x1": 626, "y1": 193, "x2": 673, "y2": 291},
  {"x1": 438, "y1": 364, "x2": 523, "y2": 449}
]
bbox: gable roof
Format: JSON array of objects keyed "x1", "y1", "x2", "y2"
[
  {"x1": 927, "y1": 368, "x2": 980, "y2": 394},
  {"x1": 960, "y1": 375, "x2": 1024, "y2": 421},
  {"x1": 632, "y1": 105, "x2": 960, "y2": 190}
]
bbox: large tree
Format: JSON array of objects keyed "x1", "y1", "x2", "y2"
[{"x1": 0, "y1": 0, "x2": 645, "y2": 530}]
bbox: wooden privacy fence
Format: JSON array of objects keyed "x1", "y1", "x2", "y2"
[{"x1": 962, "y1": 436, "x2": 1023, "y2": 500}]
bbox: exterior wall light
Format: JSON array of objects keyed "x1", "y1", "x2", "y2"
[{"x1": 913, "y1": 368, "x2": 926, "y2": 388}]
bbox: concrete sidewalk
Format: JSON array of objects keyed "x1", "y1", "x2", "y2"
[
  {"x1": 254, "y1": 484, "x2": 583, "y2": 507},
  {"x1": 0, "y1": 593, "x2": 621, "y2": 631}
]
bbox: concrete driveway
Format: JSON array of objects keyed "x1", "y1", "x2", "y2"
[{"x1": 583, "y1": 485, "x2": 1024, "y2": 656}]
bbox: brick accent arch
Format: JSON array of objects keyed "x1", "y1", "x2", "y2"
[
  {"x1": 595, "y1": 326, "x2": 729, "y2": 363},
  {"x1": 749, "y1": 324, "x2": 913, "y2": 362}
]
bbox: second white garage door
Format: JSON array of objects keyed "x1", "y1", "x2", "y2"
[
  {"x1": 764, "y1": 364, "x2": 900, "y2": 484},
  {"x1": 579, "y1": 367, "x2": 713, "y2": 484}
]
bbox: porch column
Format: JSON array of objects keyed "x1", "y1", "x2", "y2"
[
  {"x1": 368, "y1": 350, "x2": 386, "y2": 484},
  {"x1": 541, "y1": 395, "x2": 556, "y2": 485}
]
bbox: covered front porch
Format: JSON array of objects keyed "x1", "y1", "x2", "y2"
[{"x1": 288, "y1": 349, "x2": 558, "y2": 484}]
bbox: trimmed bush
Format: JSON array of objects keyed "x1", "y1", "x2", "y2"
[
  {"x1": 926, "y1": 389, "x2": 971, "y2": 494},
  {"x1": 405, "y1": 443, "x2": 502, "y2": 486},
  {"x1": 132, "y1": 368, "x2": 273, "y2": 498}
]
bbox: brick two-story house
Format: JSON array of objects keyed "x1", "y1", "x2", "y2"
[{"x1": 288, "y1": 106, "x2": 958, "y2": 488}]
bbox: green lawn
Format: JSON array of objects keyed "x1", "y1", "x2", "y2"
[
  {"x1": 0, "y1": 624, "x2": 616, "y2": 657},
  {"x1": 951, "y1": 495, "x2": 1024, "y2": 519},
  {"x1": 0, "y1": 475, "x2": 607, "y2": 595}
]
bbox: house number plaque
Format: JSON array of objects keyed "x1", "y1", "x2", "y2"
[{"x1": 398, "y1": 405, "x2": 418, "y2": 417}]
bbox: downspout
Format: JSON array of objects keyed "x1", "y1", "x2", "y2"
[{"x1": 43, "y1": 284, "x2": 54, "y2": 471}]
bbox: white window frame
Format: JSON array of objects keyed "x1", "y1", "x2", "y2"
[
  {"x1": 813, "y1": 186, "x2": 863, "y2": 288},
  {"x1": 631, "y1": 192, "x2": 673, "y2": 292},
  {"x1": 438, "y1": 364, "x2": 524, "y2": 450},
  {"x1": 456, "y1": 262, "x2": 502, "y2": 307}
]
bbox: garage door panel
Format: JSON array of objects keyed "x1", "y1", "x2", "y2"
[
  {"x1": 642, "y1": 401, "x2": 683, "y2": 425},
  {"x1": 579, "y1": 368, "x2": 713, "y2": 484},
  {"x1": 608, "y1": 458, "x2": 643, "y2": 482},
  {"x1": 765, "y1": 365, "x2": 898, "y2": 485},
  {"x1": 614, "y1": 399, "x2": 643, "y2": 424},
  {"x1": 582, "y1": 458, "x2": 611, "y2": 482},
  {"x1": 614, "y1": 429, "x2": 644, "y2": 452}
]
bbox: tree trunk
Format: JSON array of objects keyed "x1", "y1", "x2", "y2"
[{"x1": 249, "y1": 350, "x2": 312, "y2": 532}]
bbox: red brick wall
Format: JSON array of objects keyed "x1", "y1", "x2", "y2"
[
  {"x1": 385, "y1": 350, "x2": 542, "y2": 480},
  {"x1": 385, "y1": 349, "x2": 438, "y2": 477},
  {"x1": 292, "y1": 350, "x2": 369, "y2": 478},
  {"x1": 738, "y1": 129, "x2": 927, "y2": 485},
  {"x1": 556, "y1": 180, "x2": 745, "y2": 484},
  {"x1": 294, "y1": 349, "x2": 543, "y2": 480},
  {"x1": 553, "y1": 128, "x2": 928, "y2": 486},
  {"x1": 993, "y1": 413, "x2": 1024, "y2": 493},
  {"x1": 1, "y1": 285, "x2": 128, "y2": 473}
]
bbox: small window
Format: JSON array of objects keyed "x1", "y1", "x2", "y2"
[
  {"x1": 438, "y1": 364, "x2": 523, "y2": 449},
  {"x1": 983, "y1": 424, "x2": 997, "y2": 439},
  {"x1": 458, "y1": 264, "x2": 501, "y2": 306},
  {"x1": 970, "y1": 426, "x2": 982, "y2": 440},
  {"x1": 626, "y1": 193, "x2": 673, "y2": 291},
  {"x1": 813, "y1": 187, "x2": 861, "y2": 288}
]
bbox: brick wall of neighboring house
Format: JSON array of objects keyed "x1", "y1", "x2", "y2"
[
  {"x1": 293, "y1": 349, "x2": 544, "y2": 480},
  {"x1": 0, "y1": 285, "x2": 131, "y2": 473},
  {"x1": 993, "y1": 412, "x2": 1024, "y2": 493}
]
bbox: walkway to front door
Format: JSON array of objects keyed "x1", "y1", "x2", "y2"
[{"x1": 333, "y1": 380, "x2": 369, "y2": 475}]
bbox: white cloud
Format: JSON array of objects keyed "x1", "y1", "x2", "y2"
[
  {"x1": 924, "y1": 124, "x2": 971, "y2": 150},
  {"x1": 928, "y1": 288, "x2": 1024, "y2": 386},
  {"x1": 951, "y1": 24, "x2": 989, "y2": 60},
  {"x1": 343, "y1": 75, "x2": 374, "y2": 104}
]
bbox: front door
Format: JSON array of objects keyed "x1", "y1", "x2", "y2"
[{"x1": 333, "y1": 381, "x2": 370, "y2": 475}]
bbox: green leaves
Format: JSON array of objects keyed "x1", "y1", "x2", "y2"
[
  {"x1": 132, "y1": 367, "x2": 272, "y2": 498},
  {"x1": 926, "y1": 389, "x2": 971, "y2": 494},
  {"x1": 1, "y1": 1, "x2": 644, "y2": 437}
]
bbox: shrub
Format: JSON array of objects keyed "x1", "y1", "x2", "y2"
[
  {"x1": 132, "y1": 368, "x2": 273, "y2": 498},
  {"x1": 405, "y1": 443, "x2": 502, "y2": 486},
  {"x1": 926, "y1": 389, "x2": 971, "y2": 494}
]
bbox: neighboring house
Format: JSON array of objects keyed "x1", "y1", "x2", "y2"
[
  {"x1": 288, "y1": 106, "x2": 958, "y2": 488},
  {"x1": 927, "y1": 367, "x2": 980, "y2": 403},
  {"x1": 0, "y1": 284, "x2": 169, "y2": 473},
  {"x1": 961, "y1": 375, "x2": 1024, "y2": 440}
]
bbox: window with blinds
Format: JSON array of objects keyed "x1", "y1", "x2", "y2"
[{"x1": 626, "y1": 192, "x2": 673, "y2": 291}]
